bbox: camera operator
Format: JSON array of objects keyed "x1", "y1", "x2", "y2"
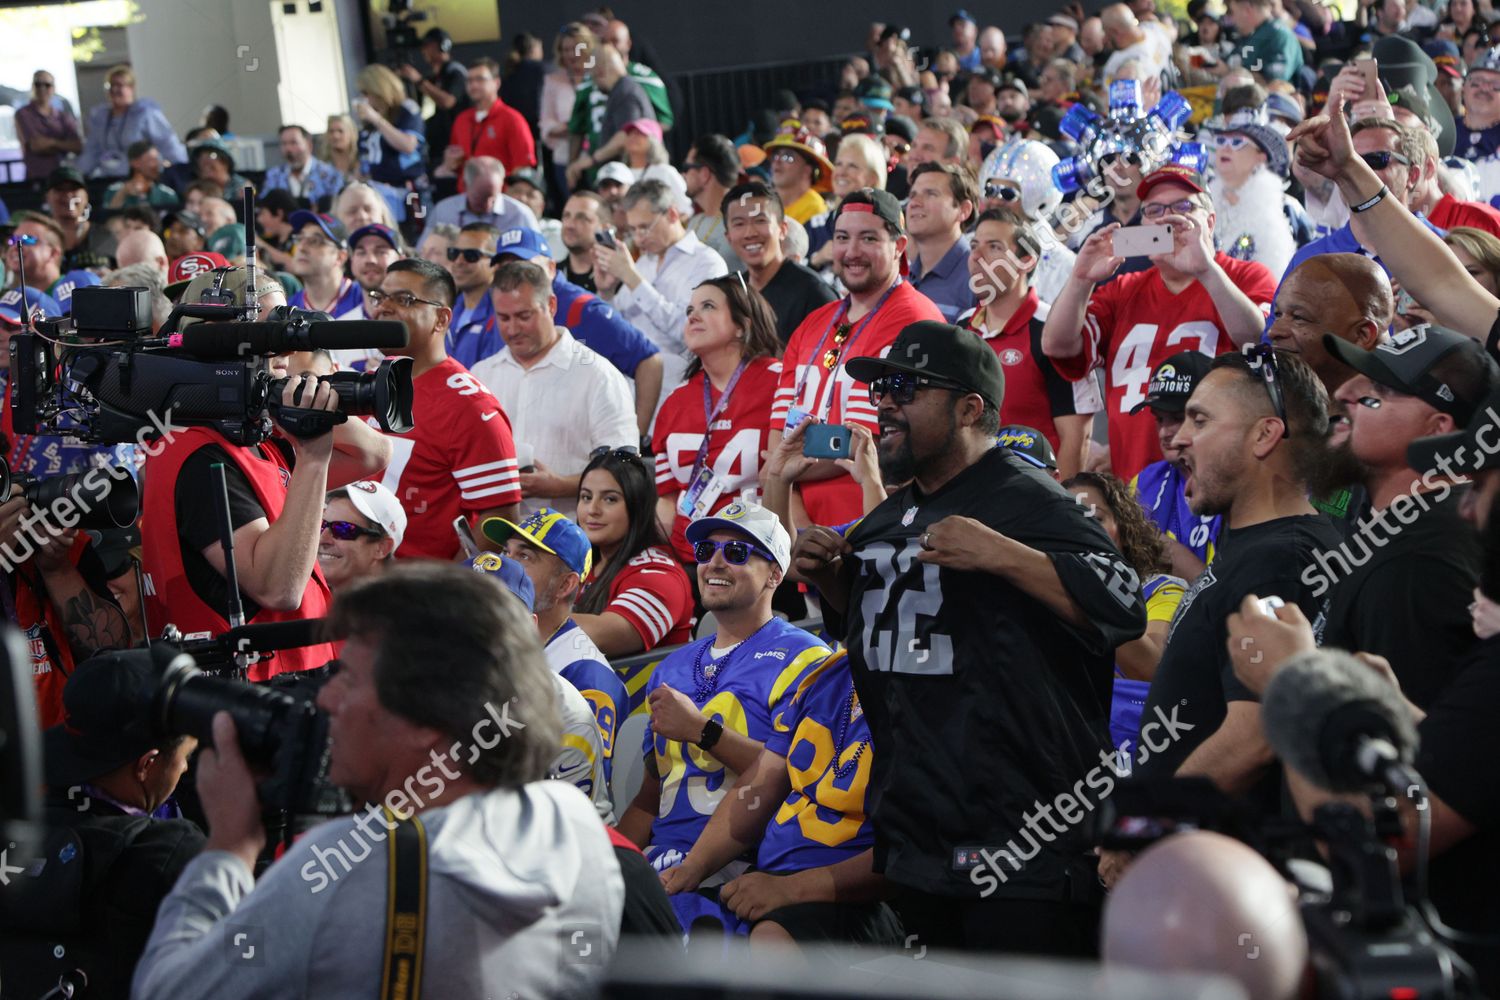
[
  {"x1": 1226, "y1": 393, "x2": 1500, "y2": 993},
  {"x1": 18, "y1": 652, "x2": 206, "y2": 999},
  {"x1": 140, "y1": 266, "x2": 391, "y2": 679},
  {"x1": 131, "y1": 562, "x2": 625, "y2": 999}
]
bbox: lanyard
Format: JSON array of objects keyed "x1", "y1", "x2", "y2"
[
  {"x1": 692, "y1": 360, "x2": 748, "y2": 478},
  {"x1": 793, "y1": 279, "x2": 902, "y2": 415}
]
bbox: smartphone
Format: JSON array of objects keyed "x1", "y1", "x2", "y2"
[
  {"x1": 454, "y1": 516, "x2": 480, "y2": 560},
  {"x1": 594, "y1": 228, "x2": 617, "y2": 250},
  {"x1": 803, "y1": 423, "x2": 852, "y2": 460},
  {"x1": 1355, "y1": 56, "x2": 1380, "y2": 95},
  {"x1": 1112, "y1": 224, "x2": 1174, "y2": 258}
]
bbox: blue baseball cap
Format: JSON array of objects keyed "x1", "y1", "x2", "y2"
[
  {"x1": 289, "y1": 210, "x2": 349, "y2": 246},
  {"x1": 470, "y1": 551, "x2": 535, "y2": 611},
  {"x1": 493, "y1": 228, "x2": 551, "y2": 264},
  {"x1": 49, "y1": 269, "x2": 102, "y2": 316},
  {"x1": 481, "y1": 508, "x2": 594, "y2": 577},
  {"x1": 996, "y1": 425, "x2": 1057, "y2": 471},
  {"x1": 347, "y1": 223, "x2": 401, "y2": 253},
  {"x1": 0, "y1": 286, "x2": 62, "y2": 326}
]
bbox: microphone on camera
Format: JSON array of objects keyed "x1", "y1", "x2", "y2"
[
  {"x1": 167, "y1": 320, "x2": 409, "y2": 358},
  {"x1": 1261, "y1": 648, "x2": 1421, "y2": 795}
]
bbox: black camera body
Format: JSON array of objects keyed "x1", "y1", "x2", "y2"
[{"x1": 9, "y1": 286, "x2": 415, "y2": 447}]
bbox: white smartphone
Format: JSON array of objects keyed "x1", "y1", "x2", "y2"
[{"x1": 1112, "y1": 224, "x2": 1174, "y2": 258}]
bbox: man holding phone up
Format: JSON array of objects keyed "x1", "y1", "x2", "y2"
[
  {"x1": 770, "y1": 189, "x2": 943, "y2": 529},
  {"x1": 1041, "y1": 165, "x2": 1275, "y2": 481}
]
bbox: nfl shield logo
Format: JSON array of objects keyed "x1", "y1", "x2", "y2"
[{"x1": 901, "y1": 506, "x2": 917, "y2": 526}]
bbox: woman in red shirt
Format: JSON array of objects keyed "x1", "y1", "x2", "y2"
[
  {"x1": 573, "y1": 448, "x2": 694, "y2": 658},
  {"x1": 651, "y1": 274, "x2": 783, "y2": 572}
]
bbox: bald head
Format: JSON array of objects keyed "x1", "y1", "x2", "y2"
[
  {"x1": 114, "y1": 229, "x2": 169, "y2": 279},
  {"x1": 1101, "y1": 3, "x2": 1140, "y2": 32},
  {"x1": 1267, "y1": 253, "x2": 1390, "y2": 392},
  {"x1": 1104, "y1": 831, "x2": 1306, "y2": 1000}
]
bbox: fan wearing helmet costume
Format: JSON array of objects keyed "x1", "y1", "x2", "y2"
[{"x1": 978, "y1": 138, "x2": 1078, "y2": 306}]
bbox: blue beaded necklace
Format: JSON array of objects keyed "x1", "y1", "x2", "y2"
[{"x1": 692, "y1": 617, "x2": 777, "y2": 701}]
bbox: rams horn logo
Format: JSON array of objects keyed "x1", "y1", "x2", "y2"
[{"x1": 472, "y1": 552, "x2": 506, "y2": 571}]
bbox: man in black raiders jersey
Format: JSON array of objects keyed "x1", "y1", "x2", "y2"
[{"x1": 790, "y1": 320, "x2": 1147, "y2": 957}]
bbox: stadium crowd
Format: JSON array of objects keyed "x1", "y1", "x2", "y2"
[{"x1": 0, "y1": 2, "x2": 1498, "y2": 997}]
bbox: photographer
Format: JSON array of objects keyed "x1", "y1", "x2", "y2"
[
  {"x1": 140, "y1": 267, "x2": 391, "y2": 679},
  {"x1": 18, "y1": 653, "x2": 205, "y2": 999},
  {"x1": 131, "y1": 562, "x2": 625, "y2": 999}
]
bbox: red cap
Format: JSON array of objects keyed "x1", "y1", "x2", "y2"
[
  {"x1": 169, "y1": 251, "x2": 230, "y2": 284},
  {"x1": 1136, "y1": 164, "x2": 1207, "y2": 201}
]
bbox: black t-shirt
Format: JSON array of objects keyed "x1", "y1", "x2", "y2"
[
  {"x1": 1136, "y1": 513, "x2": 1344, "y2": 784},
  {"x1": 174, "y1": 440, "x2": 295, "y2": 621},
  {"x1": 423, "y1": 58, "x2": 471, "y2": 165},
  {"x1": 565, "y1": 262, "x2": 597, "y2": 294},
  {"x1": 760, "y1": 260, "x2": 838, "y2": 344},
  {"x1": 1313, "y1": 487, "x2": 1480, "y2": 709},
  {"x1": 832, "y1": 447, "x2": 1147, "y2": 896},
  {"x1": 1416, "y1": 635, "x2": 1500, "y2": 991}
]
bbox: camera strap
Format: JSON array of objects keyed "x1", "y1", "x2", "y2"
[{"x1": 380, "y1": 806, "x2": 428, "y2": 1000}]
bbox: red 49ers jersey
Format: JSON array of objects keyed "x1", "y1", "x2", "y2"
[
  {"x1": 582, "y1": 545, "x2": 694, "y2": 652},
  {"x1": 375, "y1": 357, "x2": 521, "y2": 559},
  {"x1": 1052, "y1": 252, "x2": 1274, "y2": 481},
  {"x1": 652, "y1": 357, "x2": 781, "y2": 564}
]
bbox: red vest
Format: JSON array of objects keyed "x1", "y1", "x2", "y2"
[
  {"x1": 15, "y1": 535, "x2": 89, "y2": 728},
  {"x1": 141, "y1": 427, "x2": 335, "y2": 680}
]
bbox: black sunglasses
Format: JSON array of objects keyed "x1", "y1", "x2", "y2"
[
  {"x1": 446, "y1": 247, "x2": 489, "y2": 263},
  {"x1": 323, "y1": 519, "x2": 383, "y2": 541},
  {"x1": 693, "y1": 538, "x2": 774, "y2": 566},
  {"x1": 1360, "y1": 150, "x2": 1411, "y2": 171},
  {"x1": 1242, "y1": 344, "x2": 1290, "y2": 439},
  {"x1": 868, "y1": 372, "x2": 970, "y2": 407},
  {"x1": 1100, "y1": 151, "x2": 1145, "y2": 168}
]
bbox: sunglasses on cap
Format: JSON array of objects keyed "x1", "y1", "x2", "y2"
[
  {"x1": 868, "y1": 371, "x2": 970, "y2": 406},
  {"x1": 983, "y1": 180, "x2": 1022, "y2": 202},
  {"x1": 447, "y1": 247, "x2": 490, "y2": 263},
  {"x1": 1360, "y1": 150, "x2": 1411, "y2": 171},
  {"x1": 1242, "y1": 344, "x2": 1290, "y2": 439},
  {"x1": 323, "y1": 519, "x2": 383, "y2": 541},
  {"x1": 693, "y1": 538, "x2": 775, "y2": 566}
]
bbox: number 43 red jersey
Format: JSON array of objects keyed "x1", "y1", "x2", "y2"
[{"x1": 1052, "y1": 252, "x2": 1274, "y2": 481}]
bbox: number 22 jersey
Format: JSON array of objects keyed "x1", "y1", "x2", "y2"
[{"x1": 1052, "y1": 252, "x2": 1274, "y2": 480}]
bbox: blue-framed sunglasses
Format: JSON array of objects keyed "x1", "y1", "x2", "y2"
[{"x1": 693, "y1": 538, "x2": 774, "y2": 566}]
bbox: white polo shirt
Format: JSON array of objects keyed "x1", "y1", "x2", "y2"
[{"x1": 471, "y1": 327, "x2": 637, "y2": 515}]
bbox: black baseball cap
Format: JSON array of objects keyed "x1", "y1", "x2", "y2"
[
  {"x1": 885, "y1": 114, "x2": 919, "y2": 143},
  {"x1": 846, "y1": 320, "x2": 1005, "y2": 409},
  {"x1": 1130, "y1": 351, "x2": 1216, "y2": 414},
  {"x1": 46, "y1": 166, "x2": 85, "y2": 191},
  {"x1": 44, "y1": 650, "x2": 161, "y2": 788},
  {"x1": 997, "y1": 425, "x2": 1057, "y2": 470},
  {"x1": 1323, "y1": 325, "x2": 1499, "y2": 426},
  {"x1": 1406, "y1": 384, "x2": 1500, "y2": 474},
  {"x1": 836, "y1": 188, "x2": 905, "y2": 234}
]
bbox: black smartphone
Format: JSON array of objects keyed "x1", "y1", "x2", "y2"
[{"x1": 594, "y1": 229, "x2": 617, "y2": 250}]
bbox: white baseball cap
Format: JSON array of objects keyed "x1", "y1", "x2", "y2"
[
  {"x1": 341, "y1": 480, "x2": 407, "y2": 550},
  {"x1": 595, "y1": 161, "x2": 635, "y2": 188},
  {"x1": 684, "y1": 500, "x2": 791, "y2": 574}
]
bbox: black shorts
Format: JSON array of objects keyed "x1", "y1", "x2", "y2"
[{"x1": 757, "y1": 899, "x2": 905, "y2": 946}]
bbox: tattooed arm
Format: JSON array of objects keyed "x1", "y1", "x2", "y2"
[{"x1": 35, "y1": 529, "x2": 131, "y2": 658}]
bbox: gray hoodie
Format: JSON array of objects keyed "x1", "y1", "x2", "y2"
[{"x1": 131, "y1": 781, "x2": 623, "y2": 999}]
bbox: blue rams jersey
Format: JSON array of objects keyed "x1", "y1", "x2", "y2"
[
  {"x1": 757, "y1": 650, "x2": 875, "y2": 873},
  {"x1": 446, "y1": 290, "x2": 498, "y2": 370},
  {"x1": 1132, "y1": 460, "x2": 1221, "y2": 565},
  {"x1": 643, "y1": 617, "x2": 830, "y2": 862},
  {"x1": 546, "y1": 620, "x2": 627, "y2": 783}
]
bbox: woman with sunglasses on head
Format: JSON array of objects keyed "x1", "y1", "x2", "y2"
[
  {"x1": 652, "y1": 276, "x2": 784, "y2": 575},
  {"x1": 572, "y1": 448, "x2": 695, "y2": 658},
  {"x1": 1205, "y1": 116, "x2": 1297, "y2": 277},
  {"x1": 1062, "y1": 472, "x2": 1185, "y2": 766}
]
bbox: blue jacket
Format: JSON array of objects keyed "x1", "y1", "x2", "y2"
[
  {"x1": 261, "y1": 157, "x2": 347, "y2": 209},
  {"x1": 77, "y1": 99, "x2": 188, "y2": 179}
]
